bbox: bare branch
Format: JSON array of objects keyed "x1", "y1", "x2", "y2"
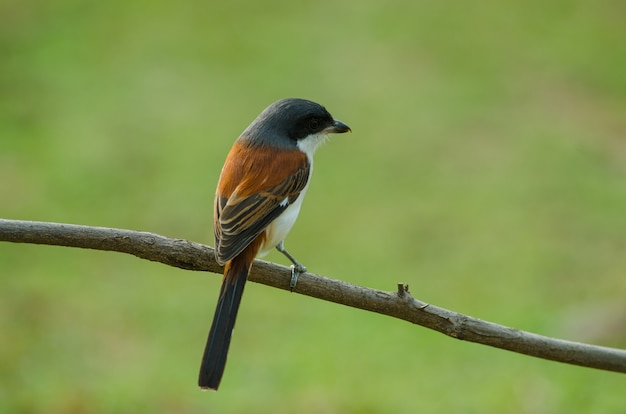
[{"x1": 1, "y1": 218, "x2": 625, "y2": 374}]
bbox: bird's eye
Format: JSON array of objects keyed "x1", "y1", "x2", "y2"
[{"x1": 308, "y1": 117, "x2": 321, "y2": 131}]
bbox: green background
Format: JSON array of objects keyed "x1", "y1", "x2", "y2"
[{"x1": 1, "y1": 0, "x2": 625, "y2": 412}]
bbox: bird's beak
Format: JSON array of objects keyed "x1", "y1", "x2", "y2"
[{"x1": 325, "y1": 120, "x2": 351, "y2": 134}]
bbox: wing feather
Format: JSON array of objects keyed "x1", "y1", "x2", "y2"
[{"x1": 214, "y1": 146, "x2": 310, "y2": 264}]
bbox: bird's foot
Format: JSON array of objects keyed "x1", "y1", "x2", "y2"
[{"x1": 289, "y1": 263, "x2": 307, "y2": 291}]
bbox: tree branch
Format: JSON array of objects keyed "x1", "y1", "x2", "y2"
[{"x1": 1, "y1": 218, "x2": 625, "y2": 374}]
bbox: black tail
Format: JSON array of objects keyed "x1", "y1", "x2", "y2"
[{"x1": 198, "y1": 260, "x2": 249, "y2": 390}]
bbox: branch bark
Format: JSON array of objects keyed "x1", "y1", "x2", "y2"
[{"x1": 1, "y1": 218, "x2": 625, "y2": 374}]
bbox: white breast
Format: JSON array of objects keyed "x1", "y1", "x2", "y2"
[{"x1": 257, "y1": 131, "x2": 327, "y2": 257}]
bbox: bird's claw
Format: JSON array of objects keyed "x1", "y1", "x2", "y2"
[{"x1": 289, "y1": 264, "x2": 306, "y2": 291}]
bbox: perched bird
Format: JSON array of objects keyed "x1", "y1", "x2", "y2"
[{"x1": 199, "y1": 98, "x2": 351, "y2": 390}]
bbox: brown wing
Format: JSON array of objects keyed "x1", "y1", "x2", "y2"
[{"x1": 213, "y1": 143, "x2": 310, "y2": 264}]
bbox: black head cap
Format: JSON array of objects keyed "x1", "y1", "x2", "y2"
[{"x1": 240, "y1": 98, "x2": 350, "y2": 148}]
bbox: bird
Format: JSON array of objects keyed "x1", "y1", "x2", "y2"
[{"x1": 198, "y1": 98, "x2": 351, "y2": 390}]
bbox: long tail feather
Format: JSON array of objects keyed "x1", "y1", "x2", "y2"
[{"x1": 198, "y1": 259, "x2": 249, "y2": 390}]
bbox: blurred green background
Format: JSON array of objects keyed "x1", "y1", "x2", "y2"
[{"x1": 1, "y1": 0, "x2": 625, "y2": 412}]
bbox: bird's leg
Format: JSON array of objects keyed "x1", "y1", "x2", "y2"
[{"x1": 275, "y1": 241, "x2": 306, "y2": 290}]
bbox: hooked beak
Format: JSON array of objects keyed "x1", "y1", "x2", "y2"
[{"x1": 325, "y1": 119, "x2": 351, "y2": 134}]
